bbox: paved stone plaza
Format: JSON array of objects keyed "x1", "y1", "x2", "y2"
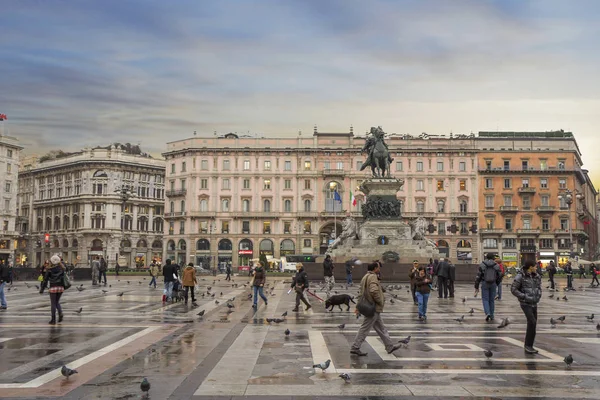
[{"x1": 0, "y1": 274, "x2": 599, "y2": 399}]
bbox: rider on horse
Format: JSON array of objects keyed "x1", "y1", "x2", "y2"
[{"x1": 360, "y1": 127, "x2": 393, "y2": 172}]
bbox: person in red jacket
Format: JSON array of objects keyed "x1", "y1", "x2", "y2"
[{"x1": 495, "y1": 257, "x2": 505, "y2": 301}]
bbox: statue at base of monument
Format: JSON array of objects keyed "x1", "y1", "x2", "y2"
[
  {"x1": 410, "y1": 216, "x2": 437, "y2": 248},
  {"x1": 326, "y1": 216, "x2": 358, "y2": 254}
]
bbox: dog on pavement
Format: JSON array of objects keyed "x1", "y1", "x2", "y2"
[{"x1": 325, "y1": 294, "x2": 356, "y2": 311}]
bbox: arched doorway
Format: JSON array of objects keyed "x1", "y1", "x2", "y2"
[
  {"x1": 318, "y1": 222, "x2": 342, "y2": 254},
  {"x1": 135, "y1": 239, "x2": 148, "y2": 268},
  {"x1": 436, "y1": 239, "x2": 450, "y2": 258},
  {"x1": 218, "y1": 239, "x2": 233, "y2": 273},
  {"x1": 238, "y1": 239, "x2": 253, "y2": 272},
  {"x1": 457, "y1": 239, "x2": 472, "y2": 262},
  {"x1": 259, "y1": 239, "x2": 274, "y2": 256},
  {"x1": 280, "y1": 239, "x2": 295, "y2": 256},
  {"x1": 176, "y1": 239, "x2": 187, "y2": 265},
  {"x1": 195, "y1": 239, "x2": 211, "y2": 270},
  {"x1": 90, "y1": 238, "x2": 104, "y2": 265}
]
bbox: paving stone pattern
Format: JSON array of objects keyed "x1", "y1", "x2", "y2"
[{"x1": 0, "y1": 274, "x2": 599, "y2": 399}]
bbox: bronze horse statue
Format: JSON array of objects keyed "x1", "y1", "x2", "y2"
[{"x1": 360, "y1": 127, "x2": 391, "y2": 178}]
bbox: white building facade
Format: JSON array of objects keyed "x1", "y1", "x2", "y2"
[
  {"x1": 0, "y1": 133, "x2": 23, "y2": 267},
  {"x1": 17, "y1": 145, "x2": 166, "y2": 267}
]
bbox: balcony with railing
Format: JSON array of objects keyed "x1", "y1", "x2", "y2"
[
  {"x1": 536, "y1": 206, "x2": 556, "y2": 213},
  {"x1": 499, "y1": 206, "x2": 519, "y2": 213},
  {"x1": 188, "y1": 211, "x2": 216, "y2": 218},
  {"x1": 517, "y1": 228, "x2": 540, "y2": 234},
  {"x1": 164, "y1": 211, "x2": 187, "y2": 218},
  {"x1": 166, "y1": 189, "x2": 187, "y2": 197},
  {"x1": 450, "y1": 212, "x2": 478, "y2": 219},
  {"x1": 322, "y1": 169, "x2": 346, "y2": 177},
  {"x1": 297, "y1": 211, "x2": 319, "y2": 219},
  {"x1": 480, "y1": 228, "x2": 504, "y2": 234},
  {"x1": 518, "y1": 187, "x2": 537, "y2": 194}
]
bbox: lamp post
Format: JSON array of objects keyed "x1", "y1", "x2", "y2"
[
  {"x1": 329, "y1": 182, "x2": 338, "y2": 240},
  {"x1": 115, "y1": 185, "x2": 135, "y2": 267},
  {"x1": 558, "y1": 189, "x2": 584, "y2": 259}
]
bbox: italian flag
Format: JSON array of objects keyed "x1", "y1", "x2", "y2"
[{"x1": 350, "y1": 190, "x2": 356, "y2": 207}]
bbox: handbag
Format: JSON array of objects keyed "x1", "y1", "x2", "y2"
[
  {"x1": 356, "y1": 276, "x2": 376, "y2": 317},
  {"x1": 63, "y1": 271, "x2": 72, "y2": 290},
  {"x1": 37, "y1": 274, "x2": 44, "y2": 282}
]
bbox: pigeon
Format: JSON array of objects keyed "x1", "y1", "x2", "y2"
[
  {"x1": 586, "y1": 314, "x2": 594, "y2": 321},
  {"x1": 549, "y1": 294, "x2": 554, "y2": 299},
  {"x1": 557, "y1": 297, "x2": 560, "y2": 301},
  {"x1": 247, "y1": 294, "x2": 253, "y2": 299},
  {"x1": 138, "y1": 281, "x2": 142, "y2": 285},
  {"x1": 398, "y1": 335, "x2": 411, "y2": 345},
  {"x1": 339, "y1": 373, "x2": 351, "y2": 383},
  {"x1": 266, "y1": 318, "x2": 274, "y2": 323},
  {"x1": 273, "y1": 318, "x2": 285, "y2": 323},
  {"x1": 282, "y1": 311, "x2": 288, "y2": 317},
  {"x1": 197, "y1": 310, "x2": 205, "y2": 317},
  {"x1": 468, "y1": 308, "x2": 475, "y2": 315},
  {"x1": 127, "y1": 281, "x2": 130, "y2": 285},
  {"x1": 562, "y1": 296, "x2": 568, "y2": 301},
  {"x1": 390, "y1": 299, "x2": 395, "y2": 304},
  {"x1": 550, "y1": 318, "x2": 557, "y2": 328},
  {"x1": 207, "y1": 286, "x2": 212, "y2": 291},
  {"x1": 61, "y1": 365, "x2": 78, "y2": 379},
  {"x1": 76, "y1": 286, "x2": 85, "y2": 292},
  {"x1": 220, "y1": 292, "x2": 223, "y2": 296},
  {"x1": 226, "y1": 303, "x2": 234, "y2": 309},
  {"x1": 497, "y1": 318, "x2": 510, "y2": 329},
  {"x1": 484, "y1": 349, "x2": 493, "y2": 359},
  {"x1": 35, "y1": 285, "x2": 40, "y2": 289},
  {"x1": 202, "y1": 293, "x2": 205, "y2": 298},
  {"x1": 117, "y1": 292, "x2": 124, "y2": 297},
  {"x1": 74, "y1": 307, "x2": 83, "y2": 314},
  {"x1": 228, "y1": 297, "x2": 236, "y2": 302},
  {"x1": 284, "y1": 329, "x2": 291, "y2": 336},
  {"x1": 211, "y1": 293, "x2": 216, "y2": 298},
  {"x1": 215, "y1": 300, "x2": 219, "y2": 305},
  {"x1": 564, "y1": 354, "x2": 573, "y2": 368},
  {"x1": 140, "y1": 377, "x2": 150, "y2": 393},
  {"x1": 596, "y1": 322, "x2": 600, "y2": 331},
  {"x1": 462, "y1": 297, "x2": 467, "y2": 303},
  {"x1": 557, "y1": 316, "x2": 566, "y2": 322},
  {"x1": 454, "y1": 315, "x2": 465, "y2": 323},
  {"x1": 338, "y1": 323, "x2": 345, "y2": 329},
  {"x1": 313, "y1": 359, "x2": 331, "y2": 371},
  {"x1": 102, "y1": 290, "x2": 108, "y2": 294}
]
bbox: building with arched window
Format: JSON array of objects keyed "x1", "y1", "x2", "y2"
[{"x1": 16, "y1": 145, "x2": 165, "y2": 267}]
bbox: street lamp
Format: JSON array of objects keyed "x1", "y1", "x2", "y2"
[
  {"x1": 558, "y1": 189, "x2": 584, "y2": 259},
  {"x1": 115, "y1": 185, "x2": 135, "y2": 266},
  {"x1": 329, "y1": 182, "x2": 338, "y2": 239}
]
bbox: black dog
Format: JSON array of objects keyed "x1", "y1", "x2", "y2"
[{"x1": 325, "y1": 294, "x2": 356, "y2": 311}]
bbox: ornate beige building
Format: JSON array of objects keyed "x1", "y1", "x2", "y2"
[
  {"x1": 0, "y1": 132, "x2": 23, "y2": 267},
  {"x1": 17, "y1": 145, "x2": 165, "y2": 267}
]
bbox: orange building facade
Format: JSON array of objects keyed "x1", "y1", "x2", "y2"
[{"x1": 476, "y1": 131, "x2": 598, "y2": 269}]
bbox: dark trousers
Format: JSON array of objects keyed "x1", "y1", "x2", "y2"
[
  {"x1": 225, "y1": 271, "x2": 231, "y2": 281},
  {"x1": 591, "y1": 275, "x2": 600, "y2": 286},
  {"x1": 567, "y1": 274, "x2": 573, "y2": 289},
  {"x1": 184, "y1": 286, "x2": 195, "y2": 303},
  {"x1": 149, "y1": 276, "x2": 157, "y2": 287},
  {"x1": 50, "y1": 292, "x2": 63, "y2": 320},
  {"x1": 437, "y1": 277, "x2": 448, "y2": 298},
  {"x1": 410, "y1": 283, "x2": 417, "y2": 303},
  {"x1": 98, "y1": 271, "x2": 107, "y2": 284},
  {"x1": 549, "y1": 274, "x2": 555, "y2": 289},
  {"x1": 579, "y1": 271, "x2": 586, "y2": 279},
  {"x1": 520, "y1": 304, "x2": 538, "y2": 348},
  {"x1": 295, "y1": 289, "x2": 310, "y2": 308},
  {"x1": 448, "y1": 280, "x2": 455, "y2": 297}
]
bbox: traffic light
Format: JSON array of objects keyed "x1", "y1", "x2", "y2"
[
  {"x1": 427, "y1": 224, "x2": 436, "y2": 233},
  {"x1": 447, "y1": 224, "x2": 458, "y2": 234},
  {"x1": 44, "y1": 233, "x2": 50, "y2": 243}
]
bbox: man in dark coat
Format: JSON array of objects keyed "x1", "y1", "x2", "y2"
[
  {"x1": 447, "y1": 260, "x2": 456, "y2": 298},
  {"x1": 436, "y1": 258, "x2": 450, "y2": 298}
]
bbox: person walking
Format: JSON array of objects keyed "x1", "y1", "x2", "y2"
[
  {"x1": 39, "y1": 255, "x2": 68, "y2": 324},
  {"x1": 115, "y1": 261, "x2": 120, "y2": 276},
  {"x1": 225, "y1": 262, "x2": 232, "y2": 281},
  {"x1": 436, "y1": 258, "x2": 450, "y2": 298},
  {"x1": 547, "y1": 260, "x2": 557, "y2": 290},
  {"x1": 578, "y1": 264, "x2": 587, "y2": 279},
  {"x1": 350, "y1": 261, "x2": 403, "y2": 356},
  {"x1": 0, "y1": 261, "x2": 10, "y2": 310},
  {"x1": 495, "y1": 257, "x2": 505, "y2": 300},
  {"x1": 291, "y1": 263, "x2": 311, "y2": 312},
  {"x1": 252, "y1": 261, "x2": 268, "y2": 308},
  {"x1": 474, "y1": 253, "x2": 502, "y2": 322},
  {"x1": 431, "y1": 259, "x2": 439, "y2": 289},
  {"x1": 162, "y1": 259, "x2": 178, "y2": 302},
  {"x1": 323, "y1": 254, "x2": 335, "y2": 299},
  {"x1": 182, "y1": 262, "x2": 197, "y2": 305},
  {"x1": 98, "y1": 256, "x2": 108, "y2": 286},
  {"x1": 447, "y1": 260, "x2": 456, "y2": 298},
  {"x1": 149, "y1": 261, "x2": 160, "y2": 288},
  {"x1": 415, "y1": 267, "x2": 432, "y2": 320},
  {"x1": 564, "y1": 261, "x2": 574, "y2": 291},
  {"x1": 91, "y1": 256, "x2": 100, "y2": 286},
  {"x1": 590, "y1": 263, "x2": 599, "y2": 287},
  {"x1": 345, "y1": 257, "x2": 356, "y2": 285},
  {"x1": 408, "y1": 261, "x2": 419, "y2": 305},
  {"x1": 511, "y1": 260, "x2": 542, "y2": 354}
]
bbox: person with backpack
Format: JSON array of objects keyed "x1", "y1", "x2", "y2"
[
  {"x1": 511, "y1": 260, "x2": 542, "y2": 354},
  {"x1": 590, "y1": 263, "x2": 599, "y2": 287},
  {"x1": 474, "y1": 253, "x2": 502, "y2": 322},
  {"x1": 495, "y1": 257, "x2": 505, "y2": 300},
  {"x1": 98, "y1": 256, "x2": 108, "y2": 286}
]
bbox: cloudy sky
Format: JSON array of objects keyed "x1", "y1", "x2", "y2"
[{"x1": 1, "y1": 0, "x2": 600, "y2": 186}]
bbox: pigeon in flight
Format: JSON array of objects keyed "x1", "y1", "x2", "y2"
[
  {"x1": 564, "y1": 354, "x2": 573, "y2": 368},
  {"x1": 484, "y1": 349, "x2": 493, "y2": 359},
  {"x1": 339, "y1": 373, "x2": 351, "y2": 383},
  {"x1": 313, "y1": 359, "x2": 331, "y2": 371},
  {"x1": 74, "y1": 307, "x2": 83, "y2": 314},
  {"x1": 454, "y1": 315, "x2": 465, "y2": 323},
  {"x1": 61, "y1": 365, "x2": 78, "y2": 379},
  {"x1": 338, "y1": 323, "x2": 345, "y2": 329},
  {"x1": 140, "y1": 377, "x2": 150, "y2": 393},
  {"x1": 497, "y1": 318, "x2": 510, "y2": 329}
]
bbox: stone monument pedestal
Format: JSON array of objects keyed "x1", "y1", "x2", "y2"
[{"x1": 328, "y1": 178, "x2": 439, "y2": 264}]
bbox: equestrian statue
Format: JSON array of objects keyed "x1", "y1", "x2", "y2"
[{"x1": 360, "y1": 126, "x2": 393, "y2": 178}]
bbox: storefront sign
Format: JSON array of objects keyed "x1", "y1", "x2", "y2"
[
  {"x1": 502, "y1": 252, "x2": 518, "y2": 262},
  {"x1": 539, "y1": 252, "x2": 556, "y2": 257},
  {"x1": 238, "y1": 250, "x2": 253, "y2": 255}
]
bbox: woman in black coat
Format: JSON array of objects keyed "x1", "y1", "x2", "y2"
[
  {"x1": 511, "y1": 260, "x2": 542, "y2": 354},
  {"x1": 40, "y1": 255, "x2": 67, "y2": 325}
]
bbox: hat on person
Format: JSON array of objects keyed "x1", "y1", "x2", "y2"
[
  {"x1": 187, "y1": 262, "x2": 194, "y2": 267},
  {"x1": 50, "y1": 255, "x2": 61, "y2": 265},
  {"x1": 413, "y1": 260, "x2": 419, "y2": 264}
]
